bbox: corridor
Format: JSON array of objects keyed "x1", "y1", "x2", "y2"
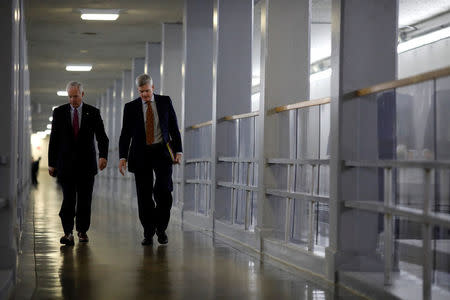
[{"x1": 13, "y1": 171, "x2": 361, "y2": 300}]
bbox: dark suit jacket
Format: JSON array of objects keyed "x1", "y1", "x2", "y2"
[
  {"x1": 48, "y1": 103, "x2": 109, "y2": 178},
  {"x1": 119, "y1": 94, "x2": 182, "y2": 173}
]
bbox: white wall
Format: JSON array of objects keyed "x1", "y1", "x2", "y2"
[
  {"x1": 398, "y1": 38, "x2": 450, "y2": 78},
  {"x1": 309, "y1": 37, "x2": 450, "y2": 99}
]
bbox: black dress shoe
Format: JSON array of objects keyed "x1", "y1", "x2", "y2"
[
  {"x1": 157, "y1": 231, "x2": 168, "y2": 244},
  {"x1": 60, "y1": 233, "x2": 75, "y2": 246},
  {"x1": 141, "y1": 237, "x2": 153, "y2": 246}
]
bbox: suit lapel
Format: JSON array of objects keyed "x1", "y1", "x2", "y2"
[
  {"x1": 79, "y1": 104, "x2": 89, "y2": 134},
  {"x1": 136, "y1": 98, "x2": 146, "y2": 139}
]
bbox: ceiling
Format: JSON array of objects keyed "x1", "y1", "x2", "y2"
[{"x1": 27, "y1": 0, "x2": 449, "y2": 132}]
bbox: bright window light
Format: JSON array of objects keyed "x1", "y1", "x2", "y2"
[
  {"x1": 80, "y1": 9, "x2": 120, "y2": 21},
  {"x1": 310, "y1": 68, "x2": 332, "y2": 82},
  {"x1": 66, "y1": 65, "x2": 92, "y2": 72},
  {"x1": 398, "y1": 27, "x2": 450, "y2": 53},
  {"x1": 57, "y1": 91, "x2": 68, "y2": 96}
]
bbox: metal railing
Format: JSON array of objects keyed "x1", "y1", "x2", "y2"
[
  {"x1": 342, "y1": 66, "x2": 450, "y2": 299},
  {"x1": 217, "y1": 111, "x2": 259, "y2": 230},
  {"x1": 267, "y1": 97, "x2": 331, "y2": 253},
  {"x1": 184, "y1": 123, "x2": 213, "y2": 215}
]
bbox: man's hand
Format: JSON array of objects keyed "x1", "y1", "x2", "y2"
[
  {"x1": 48, "y1": 166, "x2": 56, "y2": 177},
  {"x1": 174, "y1": 153, "x2": 182, "y2": 165},
  {"x1": 98, "y1": 158, "x2": 107, "y2": 171},
  {"x1": 119, "y1": 159, "x2": 127, "y2": 176}
]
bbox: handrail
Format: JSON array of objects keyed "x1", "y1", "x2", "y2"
[
  {"x1": 346, "y1": 66, "x2": 450, "y2": 98},
  {"x1": 219, "y1": 111, "x2": 259, "y2": 122},
  {"x1": 269, "y1": 97, "x2": 331, "y2": 114},
  {"x1": 186, "y1": 120, "x2": 212, "y2": 130}
]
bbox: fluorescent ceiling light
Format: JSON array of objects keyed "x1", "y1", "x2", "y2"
[
  {"x1": 57, "y1": 91, "x2": 68, "y2": 96},
  {"x1": 398, "y1": 26, "x2": 450, "y2": 53},
  {"x1": 310, "y1": 68, "x2": 332, "y2": 82},
  {"x1": 80, "y1": 9, "x2": 120, "y2": 21},
  {"x1": 66, "y1": 65, "x2": 92, "y2": 72}
]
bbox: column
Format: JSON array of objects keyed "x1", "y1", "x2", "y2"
[
  {"x1": 181, "y1": 0, "x2": 214, "y2": 221},
  {"x1": 131, "y1": 57, "x2": 145, "y2": 99},
  {"x1": 328, "y1": 0, "x2": 397, "y2": 279},
  {"x1": 212, "y1": 0, "x2": 253, "y2": 229},
  {"x1": 161, "y1": 23, "x2": 183, "y2": 117},
  {"x1": 257, "y1": 0, "x2": 310, "y2": 248},
  {"x1": 0, "y1": 0, "x2": 22, "y2": 288},
  {"x1": 145, "y1": 42, "x2": 161, "y2": 93}
]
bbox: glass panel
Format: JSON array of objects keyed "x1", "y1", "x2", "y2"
[
  {"x1": 318, "y1": 165, "x2": 329, "y2": 197},
  {"x1": 250, "y1": 191, "x2": 257, "y2": 231},
  {"x1": 394, "y1": 216, "x2": 424, "y2": 284},
  {"x1": 320, "y1": 103, "x2": 331, "y2": 159},
  {"x1": 295, "y1": 165, "x2": 314, "y2": 194},
  {"x1": 239, "y1": 117, "x2": 256, "y2": 158},
  {"x1": 270, "y1": 164, "x2": 288, "y2": 190},
  {"x1": 235, "y1": 189, "x2": 246, "y2": 225},
  {"x1": 316, "y1": 203, "x2": 329, "y2": 248},
  {"x1": 197, "y1": 184, "x2": 205, "y2": 214},
  {"x1": 297, "y1": 106, "x2": 320, "y2": 160},
  {"x1": 183, "y1": 183, "x2": 195, "y2": 212},
  {"x1": 291, "y1": 199, "x2": 309, "y2": 247},
  {"x1": 396, "y1": 81, "x2": 434, "y2": 158},
  {"x1": 436, "y1": 76, "x2": 450, "y2": 160},
  {"x1": 266, "y1": 196, "x2": 286, "y2": 241},
  {"x1": 432, "y1": 225, "x2": 450, "y2": 292},
  {"x1": 216, "y1": 187, "x2": 232, "y2": 223}
]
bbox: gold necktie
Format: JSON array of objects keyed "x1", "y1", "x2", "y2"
[{"x1": 146, "y1": 101, "x2": 154, "y2": 145}]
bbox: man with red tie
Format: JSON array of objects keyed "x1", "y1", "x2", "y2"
[
  {"x1": 48, "y1": 81, "x2": 109, "y2": 245},
  {"x1": 119, "y1": 74, "x2": 182, "y2": 246}
]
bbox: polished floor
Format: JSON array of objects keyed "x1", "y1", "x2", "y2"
[{"x1": 13, "y1": 170, "x2": 363, "y2": 300}]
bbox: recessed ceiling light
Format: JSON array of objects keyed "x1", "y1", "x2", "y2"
[
  {"x1": 57, "y1": 91, "x2": 68, "y2": 96},
  {"x1": 80, "y1": 9, "x2": 120, "y2": 21},
  {"x1": 66, "y1": 64, "x2": 92, "y2": 72}
]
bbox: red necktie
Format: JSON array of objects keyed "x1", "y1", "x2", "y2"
[
  {"x1": 146, "y1": 102, "x2": 154, "y2": 145},
  {"x1": 73, "y1": 108, "x2": 79, "y2": 138}
]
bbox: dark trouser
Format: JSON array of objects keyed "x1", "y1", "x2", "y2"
[
  {"x1": 134, "y1": 143, "x2": 173, "y2": 239},
  {"x1": 59, "y1": 174, "x2": 95, "y2": 234}
]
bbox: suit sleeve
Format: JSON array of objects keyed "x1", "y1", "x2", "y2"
[
  {"x1": 167, "y1": 97, "x2": 182, "y2": 153},
  {"x1": 94, "y1": 108, "x2": 109, "y2": 159},
  {"x1": 48, "y1": 108, "x2": 59, "y2": 168},
  {"x1": 119, "y1": 103, "x2": 132, "y2": 159}
]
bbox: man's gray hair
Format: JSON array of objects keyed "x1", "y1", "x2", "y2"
[
  {"x1": 135, "y1": 74, "x2": 153, "y2": 87},
  {"x1": 66, "y1": 81, "x2": 84, "y2": 93}
]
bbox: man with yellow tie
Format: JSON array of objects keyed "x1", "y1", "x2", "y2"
[{"x1": 118, "y1": 74, "x2": 182, "y2": 246}]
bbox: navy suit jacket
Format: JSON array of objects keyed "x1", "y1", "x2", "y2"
[
  {"x1": 119, "y1": 94, "x2": 182, "y2": 173},
  {"x1": 48, "y1": 103, "x2": 109, "y2": 178}
]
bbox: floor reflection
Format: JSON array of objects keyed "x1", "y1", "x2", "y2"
[{"x1": 15, "y1": 170, "x2": 362, "y2": 299}]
